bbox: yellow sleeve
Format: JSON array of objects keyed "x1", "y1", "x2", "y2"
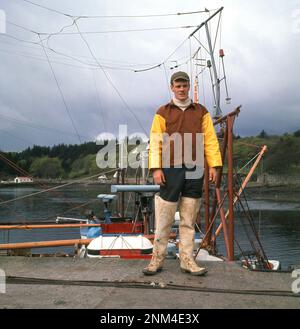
[
  {"x1": 202, "y1": 112, "x2": 222, "y2": 167},
  {"x1": 148, "y1": 114, "x2": 166, "y2": 170}
]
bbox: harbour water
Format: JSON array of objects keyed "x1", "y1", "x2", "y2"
[{"x1": 0, "y1": 185, "x2": 299, "y2": 270}]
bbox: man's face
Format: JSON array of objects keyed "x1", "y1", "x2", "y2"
[{"x1": 171, "y1": 80, "x2": 190, "y2": 101}]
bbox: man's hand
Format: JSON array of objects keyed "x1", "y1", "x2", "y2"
[
  {"x1": 209, "y1": 167, "x2": 217, "y2": 184},
  {"x1": 152, "y1": 169, "x2": 166, "y2": 186}
]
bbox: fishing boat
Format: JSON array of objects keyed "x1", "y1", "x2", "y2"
[{"x1": 59, "y1": 187, "x2": 160, "y2": 258}]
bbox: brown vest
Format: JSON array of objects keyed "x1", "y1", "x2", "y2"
[{"x1": 157, "y1": 102, "x2": 207, "y2": 167}]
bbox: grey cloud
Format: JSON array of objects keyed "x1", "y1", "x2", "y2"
[{"x1": 0, "y1": 0, "x2": 299, "y2": 151}]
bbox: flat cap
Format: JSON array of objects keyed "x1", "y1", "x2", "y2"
[{"x1": 170, "y1": 71, "x2": 190, "y2": 84}]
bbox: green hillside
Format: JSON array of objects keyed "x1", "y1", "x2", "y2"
[{"x1": 0, "y1": 130, "x2": 299, "y2": 180}]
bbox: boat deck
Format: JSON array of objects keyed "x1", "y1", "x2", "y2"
[{"x1": 0, "y1": 256, "x2": 299, "y2": 309}]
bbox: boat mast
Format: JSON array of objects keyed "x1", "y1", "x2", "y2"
[
  {"x1": 190, "y1": 7, "x2": 224, "y2": 119},
  {"x1": 205, "y1": 23, "x2": 222, "y2": 119}
]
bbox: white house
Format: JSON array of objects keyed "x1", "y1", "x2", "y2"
[{"x1": 14, "y1": 177, "x2": 33, "y2": 184}]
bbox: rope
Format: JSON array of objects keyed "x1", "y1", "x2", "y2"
[
  {"x1": 7, "y1": 276, "x2": 299, "y2": 298},
  {"x1": 237, "y1": 152, "x2": 261, "y2": 173}
]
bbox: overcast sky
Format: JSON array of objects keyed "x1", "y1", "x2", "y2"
[{"x1": 0, "y1": 0, "x2": 299, "y2": 151}]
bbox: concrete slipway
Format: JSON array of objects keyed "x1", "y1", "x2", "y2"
[{"x1": 0, "y1": 257, "x2": 299, "y2": 309}]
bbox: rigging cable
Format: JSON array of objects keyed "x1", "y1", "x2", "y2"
[
  {"x1": 45, "y1": 25, "x2": 199, "y2": 35},
  {"x1": 163, "y1": 63, "x2": 171, "y2": 99},
  {"x1": 0, "y1": 113, "x2": 90, "y2": 141},
  {"x1": 235, "y1": 171, "x2": 271, "y2": 265},
  {"x1": 189, "y1": 37, "x2": 193, "y2": 97},
  {"x1": 2, "y1": 21, "x2": 198, "y2": 73},
  {"x1": 92, "y1": 69, "x2": 106, "y2": 132},
  {"x1": 134, "y1": 37, "x2": 189, "y2": 73},
  {"x1": 38, "y1": 34, "x2": 82, "y2": 144},
  {"x1": 74, "y1": 19, "x2": 148, "y2": 136},
  {"x1": 21, "y1": 1, "x2": 211, "y2": 19}
]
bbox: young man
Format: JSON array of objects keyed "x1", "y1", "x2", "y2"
[{"x1": 143, "y1": 71, "x2": 222, "y2": 276}]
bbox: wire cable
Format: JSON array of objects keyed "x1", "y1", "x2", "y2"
[
  {"x1": 74, "y1": 20, "x2": 148, "y2": 136},
  {"x1": 38, "y1": 34, "x2": 82, "y2": 144},
  {"x1": 21, "y1": 1, "x2": 211, "y2": 19},
  {"x1": 0, "y1": 113, "x2": 90, "y2": 141},
  {"x1": 47, "y1": 25, "x2": 198, "y2": 35}
]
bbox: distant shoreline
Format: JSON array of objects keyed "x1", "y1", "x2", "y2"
[
  {"x1": 1, "y1": 179, "x2": 300, "y2": 188},
  {"x1": 0, "y1": 181, "x2": 110, "y2": 188},
  {"x1": 1, "y1": 180, "x2": 300, "y2": 202},
  {"x1": 243, "y1": 185, "x2": 300, "y2": 203},
  {"x1": 0, "y1": 177, "x2": 139, "y2": 188}
]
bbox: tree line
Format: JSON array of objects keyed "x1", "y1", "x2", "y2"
[{"x1": 0, "y1": 130, "x2": 300, "y2": 180}]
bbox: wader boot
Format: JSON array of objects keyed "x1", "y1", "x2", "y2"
[
  {"x1": 143, "y1": 195, "x2": 177, "y2": 275},
  {"x1": 179, "y1": 197, "x2": 207, "y2": 276}
]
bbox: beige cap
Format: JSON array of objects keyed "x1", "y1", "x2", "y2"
[{"x1": 170, "y1": 71, "x2": 190, "y2": 84}]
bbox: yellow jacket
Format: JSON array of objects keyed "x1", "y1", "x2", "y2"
[{"x1": 149, "y1": 101, "x2": 222, "y2": 169}]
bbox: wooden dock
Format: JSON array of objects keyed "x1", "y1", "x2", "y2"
[{"x1": 0, "y1": 256, "x2": 299, "y2": 309}]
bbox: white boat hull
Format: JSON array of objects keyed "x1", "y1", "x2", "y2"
[{"x1": 86, "y1": 235, "x2": 153, "y2": 259}]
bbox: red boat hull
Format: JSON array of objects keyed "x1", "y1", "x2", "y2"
[
  {"x1": 88, "y1": 248, "x2": 152, "y2": 259},
  {"x1": 101, "y1": 223, "x2": 143, "y2": 234}
]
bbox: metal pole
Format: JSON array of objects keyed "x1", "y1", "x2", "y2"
[
  {"x1": 117, "y1": 169, "x2": 121, "y2": 215},
  {"x1": 0, "y1": 224, "x2": 102, "y2": 230},
  {"x1": 213, "y1": 106, "x2": 241, "y2": 126},
  {"x1": 214, "y1": 145, "x2": 268, "y2": 237},
  {"x1": 121, "y1": 168, "x2": 125, "y2": 218},
  {"x1": 204, "y1": 161, "x2": 210, "y2": 235},
  {"x1": 205, "y1": 22, "x2": 221, "y2": 118},
  {"x1": 215, "y1": 188, "x2": 231, "y2": 258},
  {"x1": 189, "y1": 7, "x2": 224, "y2": 38},
  {"x1": 227, "y1": 116, "x2": 234, "y2": 261},
  {"x1": 141, "y1": 151, "x2": 148, "y2": 184}
]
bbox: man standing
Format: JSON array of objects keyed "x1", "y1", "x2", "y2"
[{"x1": 143, "y1": 71, "x2": 222, "y2": 276}]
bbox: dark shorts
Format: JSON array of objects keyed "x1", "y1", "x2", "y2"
[{"x1": 159, "y1": 166, "x2": 204, "y2": 202}]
